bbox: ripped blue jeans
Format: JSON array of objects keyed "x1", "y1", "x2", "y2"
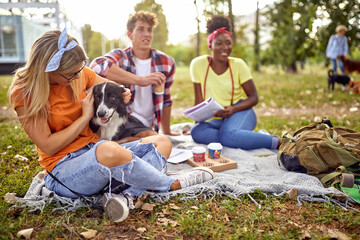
[{"x1": 44, "y1": 140, "x2": 175, "y2": 199}]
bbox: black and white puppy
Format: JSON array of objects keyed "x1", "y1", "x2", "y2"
[
  {"x1": 327, "y1": 69, "x2": 352, "y2": 91},
  {"x1": 91, "y1": 82, "x2": 128, "y2": 141}
]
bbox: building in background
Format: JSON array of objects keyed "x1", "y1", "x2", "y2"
[{"x1": 0, "y1": 1, "x2": 82, "y2": 74}]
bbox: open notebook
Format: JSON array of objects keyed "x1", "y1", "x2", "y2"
[{"x1": 183, "y1": 97, "x2": 224, "y2": 122}]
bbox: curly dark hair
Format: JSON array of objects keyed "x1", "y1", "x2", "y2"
[
  {"x1": 206, "y1": 15, "x2": 232, "y2": 34},
  {"x1": 127, "y1": 11, "x2": 158, "y2": 32}
]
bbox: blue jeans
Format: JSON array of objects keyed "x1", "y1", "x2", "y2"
[
  {"x1": 44, "y1": 140, "x2": 174, "y2": 199},
  {"x1": 330, "y1": 58, "x2": 345, "y2": 74},
  {"x1": 190, "y1": 107, "x2": 278, "y2": 150}
]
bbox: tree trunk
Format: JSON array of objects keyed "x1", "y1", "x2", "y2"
[
  {"x1": 286, "y1": 63, "x2": 297, "y2": 73},
  {"x1": 194, "y1": 0, "x2": 200, "y2": 56},
  {"x1": 227, "y1": 0, "x2": 236, "y2": 44},
  {"x1": 254, "y1": 0, "x2": 260, "y2": 71}
]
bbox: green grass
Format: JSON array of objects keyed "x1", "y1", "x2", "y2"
[{"x1": 1, "y1": 65, "x2": 360, "y2": 239}]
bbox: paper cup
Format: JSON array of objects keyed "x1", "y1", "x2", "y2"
[
  {"x1": 192, "y1": 146, "x2": 206, "y2": 162},
  {"x1": 154, "y1": 83, "x2": 165, "y2": 94},
  {"x1": 207, "y1": 142, "x2": 223, "y2": 159}
]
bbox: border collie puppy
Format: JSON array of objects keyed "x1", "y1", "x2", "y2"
[
  {"x1": 327, "y1": 69, "x2": 352, "y2": 91},
  {"x1": 91, "y1": 82, "x2": 128, "y2": 140}
]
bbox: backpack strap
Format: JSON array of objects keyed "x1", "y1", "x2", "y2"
[
  {"x1": 320, "y1": 166, "x2": 347, "y2": 186},
  {"x1": 325, "y1": 128, "x2": 338, "y2": 143}
]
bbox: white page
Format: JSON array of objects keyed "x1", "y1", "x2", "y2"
[
  {"x1": 168, "y1": 148, "x2": 193, "y2": 164},
  {"x1": 183, "y1": 97, "x2": 224, "y2": 122}
]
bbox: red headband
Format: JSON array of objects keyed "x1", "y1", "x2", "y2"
[{"x1": 207, "y1": 27, "x2": 233, "y2": 48}]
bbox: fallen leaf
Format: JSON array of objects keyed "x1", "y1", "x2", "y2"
[
  {"x1": 327, "y1": 229, "x2": 349, "y2": 240},
  {"x1": 17, "y1": 228, "x2": 33, "y2": 240},
  {"x1": 4, "y1": 192, "x2": 18, "y2": 204},
  {"x1": 286, "y1": 189, "x2": 298, "y2": 199},
  {"x1": 157, "y1": 217, "x2": 178, "y2": 227},
  {"x1": 300, "y1": 229, "x2": 312, "y2": 239},
  {"x1": 136, "y1": 227, "x2": 147, "y2": 233},
  {"x1": 169, "y1": 203, "x2": 180, "y2": 210},
  {"x1": 80, "y1": 229, "x2": 97, "y2": 239},
  {"x1": 141, "y1": 203, "x2": 155, "y2": 211},
  {"x1": 190, "y1": 206, "x2": 199, "y2": 210},
  {"x1": 134, "y1": 199, "x2": 143, "y2": 209},
  {"x1": 156, "y1": 212, "x2": 165, "y2": 217},
  {"x1": 139, "y1": 193, "x2": 149, "y2": 201},
  {"x1": 224, "y1": 213, "x2": 230, "y2": 222},
  {"x1": 162, "y1": 208, "x2": 172, "y2": 215}
]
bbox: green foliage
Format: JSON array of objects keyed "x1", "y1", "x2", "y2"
[
  {"x1": 81, "y1": 24, "x2": 93, "y2": 54},
  {"x1": 263, "y1": 0, "x2": 317, "y2": 72},
  {"x1": 315, "y1": 0, "x2": 360, "y2": 56},
  {"x1": 134, "y1": 0, "x2": 169, "y2": 52},
  {"x1": 87, "y1": 32, "x2": 103, "y2": 62}
]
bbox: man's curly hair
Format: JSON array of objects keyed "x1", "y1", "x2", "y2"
[
  {"x1": 206, "y1": 14, "x2": 232, "y2": 34},
  {"x1": 127, "y1": 11, "x2": 158, "y2": 32}
]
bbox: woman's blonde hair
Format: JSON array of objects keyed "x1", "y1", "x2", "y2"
[{"x1": 8, "y1": 29, "x2": 87, "y2": 125}]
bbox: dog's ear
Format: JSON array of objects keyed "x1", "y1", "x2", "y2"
[{"x1": 328, "y1": 69, "x2": 334, "y2": 77}]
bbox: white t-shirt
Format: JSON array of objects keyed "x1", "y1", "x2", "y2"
[{"x1": 129, "y1": 57, "x2": 154, "y2": 127}]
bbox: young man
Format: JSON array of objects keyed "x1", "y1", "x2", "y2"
[{"x1": 90, "y1": 11, "x2": 179, "y2": 143}]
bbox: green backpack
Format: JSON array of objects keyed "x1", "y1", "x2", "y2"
[{"x1": 277, "y1": 119, "x2": 360, "y2": 187}]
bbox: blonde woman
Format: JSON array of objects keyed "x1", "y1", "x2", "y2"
[
  {"x1": 8, "y1": 29, "x2": 213, "y2": 222},
  {"x1": 326, "y1": 24, "x2": 349, "y2": 74}
]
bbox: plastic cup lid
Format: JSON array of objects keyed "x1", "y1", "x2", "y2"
[
  {"x1": 192, "y1": 146, "x2": 206, "y2": 153},
  {"x1": 207, "y1": 142, "x2": 223, "y2": 150}
]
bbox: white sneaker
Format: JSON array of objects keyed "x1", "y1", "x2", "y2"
[
  {"x1": 102, "y1": 193, "x2": 134, "y2": 222},
  {"x1": 179, "y1": 167, "x2": 214, "y2": 188}
]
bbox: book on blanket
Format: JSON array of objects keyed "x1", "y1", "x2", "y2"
[
  {"x1": 183, "y1": 97, "x2": 224, "y2": 122},
  {"x1": 168, "y1": 148, "x2": 193, "y2": 164}
]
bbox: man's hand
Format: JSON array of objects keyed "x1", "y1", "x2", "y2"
[
  {"x1": 163, "y1": 131, "x2": 181, "y2": 136},
  {"x1": 136, "y1": 72, "x2": 166, "y2": 87}
]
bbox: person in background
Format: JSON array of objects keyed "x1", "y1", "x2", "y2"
[
  {"x1": 189, "y1": 15, "x2": 280, "y2": 150},
  {"x1": 8, "y1": 29, "x2": 214, "y2": 223},
  {"x1": 326, "y1": 24, "x2": 349, "y2": 75},
  {"x1": 90, "y1": 11, "x2": 179, "y2": 143}
]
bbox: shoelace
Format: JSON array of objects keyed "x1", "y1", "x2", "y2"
[{"x1": 184, "y1": 171, "x2": 204, "y2": 186}]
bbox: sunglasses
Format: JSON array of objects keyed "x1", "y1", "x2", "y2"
[{"x1": 59, "y1": 61, "x2": 87, "y2": 82}]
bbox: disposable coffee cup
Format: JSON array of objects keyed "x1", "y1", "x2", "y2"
[
  {"x1": 192, "y1": 146, "x2": 206, "y2": 162},
  {"x1": 207, "y1": 142, "x2": 223, "y2": 159},
  {"x1": 154, "y1": 83, "x2": 165, "y2": 94}
]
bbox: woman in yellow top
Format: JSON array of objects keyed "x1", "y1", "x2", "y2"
[
  {"x1": 190, "y1": 15, "x2": 280, "y2": 150},
  {"x1": 8, "y1": 29, "x2": 213, "y2": 223}
]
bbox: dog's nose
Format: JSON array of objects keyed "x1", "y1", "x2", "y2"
[{"x1": 98, "y1": 110, "x2": 106, "y2": 118}]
